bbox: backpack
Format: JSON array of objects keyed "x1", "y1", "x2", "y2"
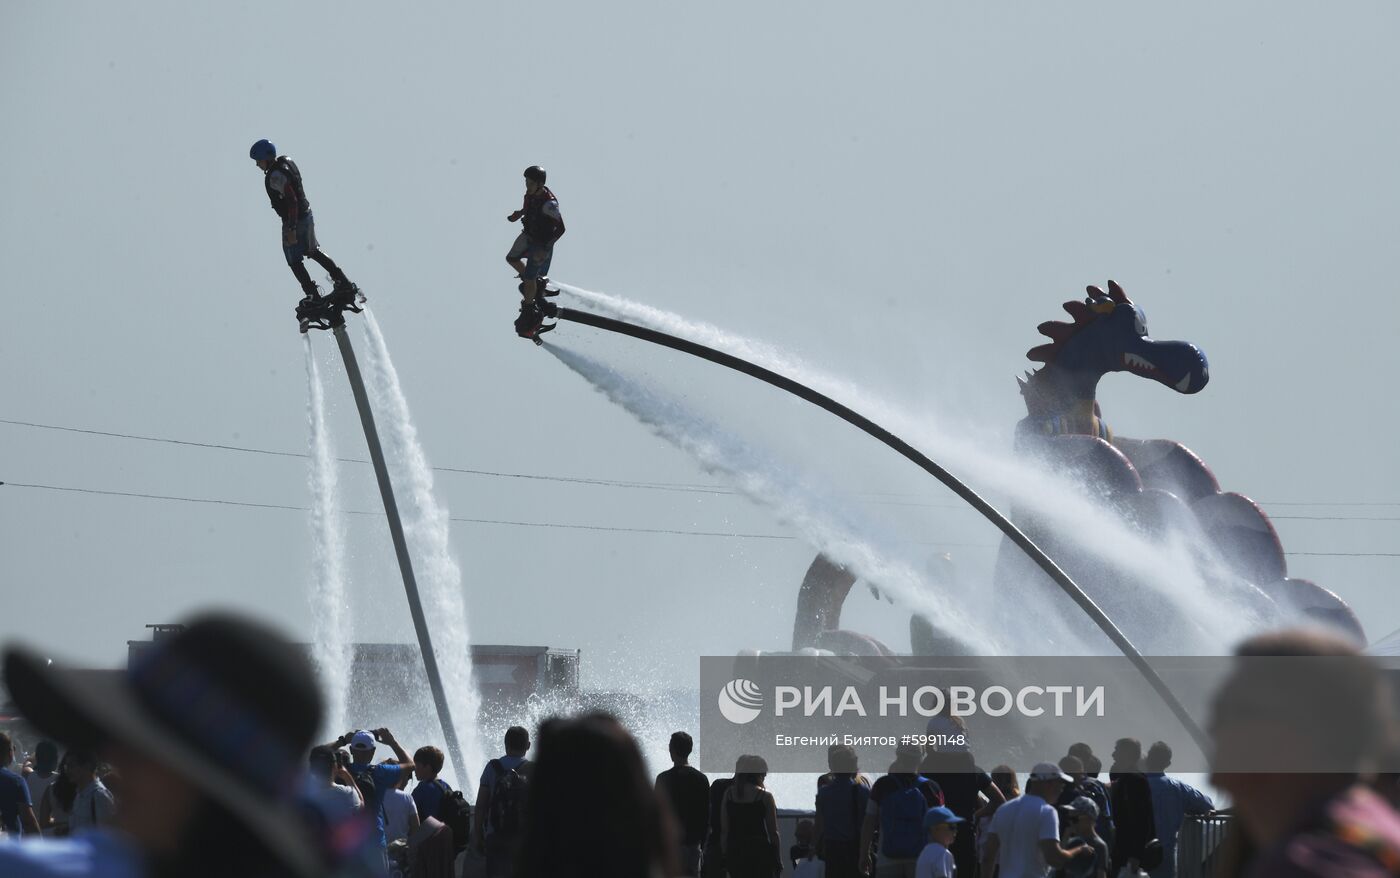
[
  {"x1": 435, "y1": 779, "x2": 473, "y2": 853},
  {"x1": 350, "y1": 765, "x2": 379, "y2": 806},
  {"x1": 879, "y1": 776, "x2": 930, "y2": 859},
  {"x1": 348, "y1": 764, "x2": 382, "y2": 828},
  {"x1": 486, "y1": 759, "x2": 531, "y2": 840}
]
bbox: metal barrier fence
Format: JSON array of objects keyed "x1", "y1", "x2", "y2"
[{"x1": 1177, "y1": 811, "x2": 1233, "y2": 878}]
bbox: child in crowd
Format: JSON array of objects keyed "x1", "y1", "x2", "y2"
[
  {"x1": 915, "y1": 806, "x2": 964, "y2": 878},
  {"x1": 1053, "y1": 797, "x2": 1109, "y2": 878},
  {"x1": 791, "y1": 817, "x2": 825, "y2": 877}
]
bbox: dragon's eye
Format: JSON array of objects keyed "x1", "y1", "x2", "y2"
[{"x1": 1132, "y1": 307, "x2": 1148, "y2": 336}]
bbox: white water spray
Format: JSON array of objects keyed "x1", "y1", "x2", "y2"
[
  {"x1": 548, "y1": 343, "x2": 1019, "y2": 654},
  {"x1": 556, "y1": 282, "x2": 1272, "y2": 654},
  {"x1": 356, "y1": 311, "x2": 485, "y2": 792},
  {"x1": 302, "y1": 337, "x2": 351, "y2": 736}
]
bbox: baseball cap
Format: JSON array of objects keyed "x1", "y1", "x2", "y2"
[
  {"x1": 1029, "y1": 761, "x2": 1072, "y2": 782},
  {"x1": 350, "y1": 730, "x2": 377, "y2": 751},
  {"x1": 923, "y1": 805, "x2": 966, "y2": 833},
  {"x1": 1068, "y1": 796, "x2": 1099, "y2": 819}
]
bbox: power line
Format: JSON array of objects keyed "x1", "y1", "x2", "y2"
[
  {"x1": 0, "y1": 480, "x2": 790, "y2": 540},
  {"x1": 0, "y1": 417, "x2": 730, "y2": 495},
  {"x1": 7, "y1": 479, "x2": 979, "y2": 543},
  {"x1": 1254, "y1": 501, "x2": 1400, "y2": 507},
  {"x1": 1287, "y1": 551, "x2": 1400, "y2": 558},
  {"x1": 0, "y1": 417, "x2": 945, "y2": 503},
  {"x1": 6, "y1": 417, "x2": 1400, "y2": 515},
  {"x1": 5, "y1": 480, "x2": 1398, "y2": 557},
  {"x1": 1270, "y1": 515, "x2": 1400, "y2": 522}
]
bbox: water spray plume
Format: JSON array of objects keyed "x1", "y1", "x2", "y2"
[
  {"x1": 303, "y1": 338, "x2": 351, "y2": 736},
  {"x1": 556, "y1": 281, "x2": 1266, "y2": 654},
  {"x1": 357, "y1": 311, "x2": 485, "y2": 792},
  {"x1": 548, "y1": 288, "x2": 1217, "y2": 750}
]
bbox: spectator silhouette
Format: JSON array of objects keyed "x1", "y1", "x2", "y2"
[
  {"x1": 1108, "y1": 738, "x2": 1155, "y2": 875},
  {"x1": 816, "y1": 743, "x2": 870, "y2": 878},
  {"x1": 861, "y1": 744, "x2": 944, "y2": 877},
  {"x1": 703, "y1": 760, "x2": 739, "y2": 878},
  {"x1": 1056, "y1": 755, "x2": 1112, "y2": 852},
  {"x1": 331, "y1": 727, "x2": 415, "y2": 855},
  {"x1": 22, "y1": 741, "x2": 59, "y2": 835},
  {"x1": 655, "y1": 731, "x2": 709, "y2": 876},
  {"x1": 38, "y1": 752, "x2": 76, "y2": 838},
  {"x1": 512, "y1": 712, "x2": 677, "y2": 878},
  {"x1": 382, "y1": 762, "x2": 419, "y2": 845},
  {"x1": 1053, "y1": 797, "x2": 1108, "y2": 878},
  {"x1": 410, "y1": 745, "x2": 448, "y2": 822},
  {"x1": 1209, "y1": 629, "x2": 1400, "y2": 876},
  {"x1": 976, "y1": 764, "x2": 1020, "y2": 868},
  {"x1": 60, "y1": 749, "x2": 115, "y2": 837},
  {"x1": 0, "y1": 731, "x2": 40, "y2": 837},
  {"x1": 921, "y1": 746, "x2": 1003, "y2": 878},
  {"x1": 722, "y1": 754, "x2": 780, "y2": 878},
  {"x1": 1140, "y1": 742, "x2": 1211, "y2": 878},
  {"x1": 980, "y1": 762, "x2": 1089, "y2": 878},
  {"x1": 305, "y1": 744, "x2": 363, "y2": 822},
  {"x1": 0, "y1": 612, "x2": 327, "y2": 878},
  {"x1": 474, "y1": 725, "x2": 532, "y2": 878}
]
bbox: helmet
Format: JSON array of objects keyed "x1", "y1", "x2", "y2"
[
  {"x1": 523, "y1": 165, "x2": 547, "y2": 183},
  {"x1": 249, "y1": 139, "x2": 277, "y2": 162}
]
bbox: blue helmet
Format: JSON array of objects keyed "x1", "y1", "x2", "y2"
[{"x1": 249, "y1": 139, "x2": 277, "y2": 162}]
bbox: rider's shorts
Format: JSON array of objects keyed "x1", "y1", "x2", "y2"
[
  {"x1": 507, "y1": 232, "x2": 553, "y2": 280},
  {"x1": 283, "y1": 212, "x2": 319, "y2": 264}
]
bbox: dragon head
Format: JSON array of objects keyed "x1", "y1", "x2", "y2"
[{"x1": 1020, "y1": 281, "x2": 1209, "y2": 430}]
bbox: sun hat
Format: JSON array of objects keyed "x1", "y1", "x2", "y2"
[{"x1": 3, "y1": 613, "x2": 325, "y2": 878}]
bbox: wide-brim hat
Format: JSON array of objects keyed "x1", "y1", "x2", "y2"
[{"x1": 3, "y1": 613, "x2": 325, "y2": 878}]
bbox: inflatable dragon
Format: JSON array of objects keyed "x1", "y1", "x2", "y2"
[{"x1": 793, "y1": 281, "x2": 1362, "y2": 655}]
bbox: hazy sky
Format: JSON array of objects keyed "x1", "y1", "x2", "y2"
[{"x1": 4, "y1": 1, "x2": 1398, "y2": 693}]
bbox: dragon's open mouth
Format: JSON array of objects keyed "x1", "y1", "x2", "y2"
[
  {"x1": 1124, "y1": 351, "x2": 1159, "y2": 375},
  {"x1": 1123, "y1": 351, "x2": 1200, "y2": 392}
]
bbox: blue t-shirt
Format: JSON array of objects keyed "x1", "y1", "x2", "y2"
[
  {"x1": 412, "y1": 778, "x2": 449, "y2": 822},
  {"x1": 0, "y1": 768, "x2": 32, "y2": 835},
  {"x1": 0, "y1": 830, "x2": 146, "y2": 878},
  {"x1": 349, "y1": 762, "x2": 412, "y2": 848}
]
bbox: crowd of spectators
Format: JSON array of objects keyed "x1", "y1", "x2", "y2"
[{"x1": 0, "y1": 617, "x2": 1397, "y2": 878}]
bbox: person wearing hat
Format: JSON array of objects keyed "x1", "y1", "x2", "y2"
[
  {"x1": 913, "y1": 805, "x2": 964, "y2": 878},
  {"x1": 980, "y1": 762, "x2": 1090, "y2": 878},
  {"x1": 329, "y1": 727, "x2": 416, "y2": 854},
  {"x1": 1052, "y1": 798, "x2": 1107, "y2": 878},
  {"x1": 0, "y1": 613, "x2": 327, "y2": 878}
]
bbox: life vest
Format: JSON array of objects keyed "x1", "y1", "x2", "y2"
[
  {"x1": 522, "y1": 186, "x2": 565, "y2": 242},
  {"x1": 265, "y1": 156, "x2": 311, "y2": 219}
]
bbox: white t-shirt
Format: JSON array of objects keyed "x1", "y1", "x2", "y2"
[
  {"x1": 383, "y1": 788, "x2": 417, "y2": 843},
  {"x1": 793, "y1": 857, "x2": 826, "y2": 878},
  {"x1": 305, "y1": 777, "x2": 361, "y2": 823},
  {"x1": 987, "y1": 792, "x2": 1058, "y2": 878},
  {"x1": 68, "y1": 781, "x2": 116, "y2": 836},
  {"x1": 915, "y1": 841, "x2": 956, "y2": 878},
  {"x1": 25, "y1": 773, "x2": 55, "y2": 823}
]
